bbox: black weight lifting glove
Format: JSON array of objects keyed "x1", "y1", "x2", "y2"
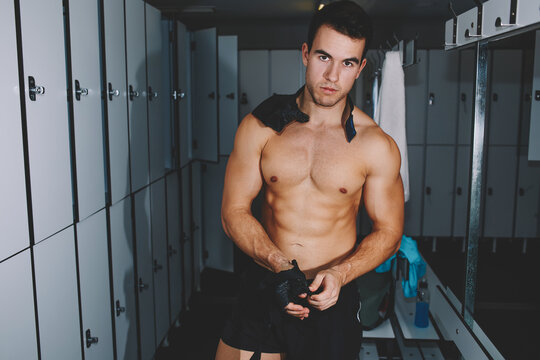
[{"x1": 273, "y1": 259, "x2": 310, "y2": 308}]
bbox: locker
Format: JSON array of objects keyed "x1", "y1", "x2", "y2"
[
  {"x1": 109, "y1": 197, "x2": 138, "y2": 360},
  {"x1": 403, "y1": 145, "x2": 424, "y2": 237},
  {"x1": 76, "y1": 209, "x2": 114, "y2": 360},
  {"x1": 34, "y1": 227, "x2": 81, "y2": 360},
  {"x1": 177, "y1": 21, "x2": 192, "y2": 167},
  {"x1": 239, "y1": 50, "x2": 270, "y2": 119},
  {"x1": 488, "y1": 50, "x2": 523, "y2": 146},
  {"x1": 201, "y1": 159, "x2": 234, "y2": 272},
  {"x1": 528, "y1": 31, "x2": 540, "y2": 161},
  {"x1": 192, "y1": 162, "x2": 204, "y2": 291},
  {"x1": 146, "y1": 4, "x2": 167, "y2": 182},
  {"x1": 102, "y1": 0, "x2": 130, "y2": 204},
  {"x1": 483, "y1": 146, "x2": 518, "y2": 238},
  {"x1": 69, "y1": 0, "x2": 106, "y2": 220},
  {"x1": 457, "y1": 49, "x2": 474, "y2": 145},
  {"x1": 133, "y1": 187, "x2": 156, "y2": 360},
  {"x1": 519, "y1": 49, "x2": 534, "y2": 147},
  {"x1": 162, "y1": 19, "x2": 174, "y2": 170},
  {"x1": 514, "y1": 147, "x2": 540, "y2": 238},
  {"x1": 270, "y1": 50, "x2": 304, "y2": 95},
  {"x1": 19, "y1": 0, "x2": 73, "y2": 242},
  {"x1": 426, "y1": 50, "x2": 459, "y2": 145},
  {"x1": 404, "y1": 50, "x2": 428, "y2": 145},
  {"x1": 192, "y1": 28, "x2": 219, "y2": 162},
  {"x1": 0, "y1": 0, "x2": 29, "y2": 261},
  {"x1": 126, "y1": 0, "x2": 150, "y2": 192},
  {"x1": 181, "y1": 165, "x2": 193, "y2": 305},
  {"x1": 166, "y1": 172, "x2": 184, "y2": 321},
  {"x1": 0, "y1": 250, "x2": 38, "y2": 360},
  {"x1": 150, "y1": 179, "x2": 170, "y2": 345},
  {"x1": 218, "y1": 35, "x2": 239, "y2": 156},
  {"x1": 422, "y1": 146, "x2": 456, "y2": 236},
  {"x1": 453, "y1": 146, "x2": 471, "y2": 237}
]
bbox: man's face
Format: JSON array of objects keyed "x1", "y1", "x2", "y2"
[{"x1": 302, "y1": 25, "x2": 367, "y2": 108}]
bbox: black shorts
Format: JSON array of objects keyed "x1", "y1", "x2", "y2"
[{"x1": 221, "y1": 262, "x2": 363, "y2": 360}]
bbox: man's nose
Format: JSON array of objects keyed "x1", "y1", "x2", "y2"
[{"x1": 324, "y1": 62, "x2": 339, "y2": 82}]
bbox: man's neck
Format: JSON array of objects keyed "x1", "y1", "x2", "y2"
[{"x1": 296, "y1": 87, "x2": 349, "y2": 127}]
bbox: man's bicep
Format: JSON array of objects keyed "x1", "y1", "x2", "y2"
[{"x1": 222, "y1": 115, "x2": 268, "y2": 213}]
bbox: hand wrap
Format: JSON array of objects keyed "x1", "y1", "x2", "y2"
[{"x1": 273, "y1": 259, "x2": 311, "y2": 308}]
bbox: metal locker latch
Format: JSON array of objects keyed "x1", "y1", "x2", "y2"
[
  {"x1": 153, "y1": 259, "x2": 163, "y2": 272},
  {"x1": 148, "y1": 86, "x2": 158, "y2": 101},
  {"x1": 240, "y1": 92, "x2": 248, "y2": 105},
  {"x1": 75, "y1": 80, "x2": 88, "y2": 101},
  {"x1": 172, "y1": 89, "x2": 185, "y2": 101},
  {"x1": 28, "y1": 76, "x2": 45, "y2": 101},
  {"x1": 208, "y1": 91, "x2": 215, "y2": 99},
  {"x1": 85, "y1": 329, "x2": 98, "y2": 348},
  {"x1": 129, "y1": 85, "x2": 140, "y2": 101},
  {"x1": 108, "y1": 82, "x2": 120, "y2": 101},
  {"x1": 226, "y1": 92, "x2": 235, "y2": 99},
  {"x1": 138, "y1": 278, "x2": 148, "y2": 292},
  {"x1": 168, "y1": 245, "x2": 178, "y2": 257},
  {"x1": 116, "y1": 300, "x2": 126, "y2": 317},
  {"x1": 428, "y1": 93, "x2": 435, "y2": 106}
]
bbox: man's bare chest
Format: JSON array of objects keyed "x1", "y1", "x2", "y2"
[{"x1": 260, "y1": 128, "x2": 366, "y2": 195}]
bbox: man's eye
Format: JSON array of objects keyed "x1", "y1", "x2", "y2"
[
  {"x1": 319, "y1": 55, "x2": 329, "y2": 61},
  {"x1": 344, "y1": 61, "x2": 353, "y2": 67}
]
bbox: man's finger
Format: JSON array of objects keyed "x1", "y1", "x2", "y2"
[
  {"x1": 285, "y1": 302, "x2": 307, "y2": 312},
  {"x1": 309, "y1": 274, "x2": 324, "y2": 293}
]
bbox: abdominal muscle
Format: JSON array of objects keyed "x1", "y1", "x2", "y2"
[{"x1": 261, "y1": 186, "x2": 360, "y2": 279}]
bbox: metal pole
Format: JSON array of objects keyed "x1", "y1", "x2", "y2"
[{"x1": 464, "y1": 40, "x2": 489, "y2": 326}]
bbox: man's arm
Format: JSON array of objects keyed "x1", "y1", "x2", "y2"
[
  {"x1": 307, "y1": 132, "x2": 404, "y2": 310},
  {"x1": 221, "y1": 114, "x2": 292, "y2": 273}
]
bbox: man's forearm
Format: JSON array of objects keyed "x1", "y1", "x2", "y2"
[
  {"x1": 329, "y1": 229, "x2": 401, "y2": 286},
  {"x1": 222, "y1": 208, "x2": 292, "y2": 273}
]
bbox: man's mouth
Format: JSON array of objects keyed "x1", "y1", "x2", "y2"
[{"x1": 321, "y1": 86, "x2": 338, "y2": 94}]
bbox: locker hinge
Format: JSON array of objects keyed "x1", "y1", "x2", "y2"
[{"x1": 191, "y1": 41, "x2": 196, "y2": 51}]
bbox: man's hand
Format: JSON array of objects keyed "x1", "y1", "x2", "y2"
[{"x1": 306, "y1": 268, "x2": 343, "y2": 311}]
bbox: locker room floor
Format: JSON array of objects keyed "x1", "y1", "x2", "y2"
[{"x1": 155, "y1": 239, "x2": 540, "y2": 360}]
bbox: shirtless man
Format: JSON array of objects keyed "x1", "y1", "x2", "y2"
[{"x1": 216, "y1": 1, "x2": 404, "y2": 359}]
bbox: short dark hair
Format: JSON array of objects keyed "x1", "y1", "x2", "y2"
[{"x1": 307, "y1": 1, "x2": 372, "y2": 59}]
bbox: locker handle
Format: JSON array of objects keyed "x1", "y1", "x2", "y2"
[
  {"x1": 75, "y1": 80, "x2": 88, "y2": 101},
  {"x1": 28, "y1": 76, "x2": 45, "y2": 101},
  {"x1": 172, "y1": 89, "x2": 185, "y2": 101},
  {"x1": 461, "y1": 93, "x2": 466, "y2": 102},
  {"x1": 129, "y1": 85, "x2": 139, "y2": 101},
  {"x1": 495, "y1": 17, "x2": 516, "y2": 28},
  {"x1": 182, "y1": 232, "x2": 190, "y2": 244},
  {"x1": 208, "y1": 91, "x2": 215, "y2": 99},
  {"x1": 108, "y1": 82, "x2": 120, "y2": 100},
  {"x1": 428, "y1": 93, "x2": 435, "y2": 106},
  {"x1": 138, "y1": 278, "x2": 148, "y2": 292},
  {"x1": 85, "y1": 329, "x2": 99, "y2": 348},
  {"x1": 487, "y1": 187, "x2": 493, "y2": 196},
  {"x1": 115, "y1": 300, "x2": 126, "y2": 317},
  {"x1": 168, "y1": 245, "x2": 178, "y2": 256},
  {"x1": 153, "y1": 260, "x2": 163, "y2": 272},
  {"x1": 456, "y1": 187, "x2": 462, "y2": 195},
  {"x1": 240, "y1": 92, "x2": 248, "y2": 105},
  {"x1": 226, "y1": 92, "x2": 235, "y2": 100},
  {"x1": 425, "y1": 186, "x2": 431, "y2": 195},
  {"x1": 519, "y1": 187, "x2": 524, "y2": 196},
  {"x1": 148, "y1": 86, "x2": 158, "y2": 101},
  {"x1": 492, "y1": 93, "x2": 498, "y2": 102}
]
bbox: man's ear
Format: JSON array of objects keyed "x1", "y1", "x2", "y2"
[
  {"x1": 301, "y1": 42, "x2": 309, "y2": 67},
  {"x1": 356, "y1": 58, "x2": 368, "y2": 79}
]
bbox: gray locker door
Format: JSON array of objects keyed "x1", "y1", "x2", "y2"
[
  {"x1": 134, "y1": 187, "x2": 156, "y2": 360},
  {"x1": 403, "y1": 145, "x2": 424, "y2": 237},
  {"x1": 109, "y1": 197, "x2": 138, "y2": 360},
  {"x1": 192, "y1": 28, "x2": 218, "y2": 162},
  {"x1": 69, "y1": 0, "x2": 105, "y2": 221},
  {"x1": 77, "y1": 209, "x2": 114, "y2": 360},
  {"x1": 488, "y1": 50, "x2": 523, "y2": 146},
  {"x1": 162, "y1": 19, "x2": 174, "y2": 170},
  {"x1": 103, "y1": 0, "x2": 130, "y2": 205},
  {"x1": 126, "y1": 0, "x2": 150, "y2": 192},
  {"x1": 483, "y1": 146, "x2": 518, "y2": 238},
  {"x1": 177, "y1": 21, "x2": 192, "y2": 167},
  {"x1": 181, "y1": 165, "x2": 193, "y2": 305},
  {"x1": 529, "y1": 31, "x2": 540, "y2": 160},
  {"x1": 422, "y1": 146, "x2": 456, "y2": 236},
  {"x1": 218, "y1": 35, "x2": 239, "y2": 156},
  {"x1": 19, "y1": 0, "x2": 73, "y2": 242},
  {"x1": 202, "y1": 160, "x2": 234, "y2": 272},
  {"x1": 453, "y1": 146, "x2": 471, "y2": 237},
  {"x1": 192, "y1": 162, "x2": 203, "y2": 291},
  {"x1": 404, "y1": 50, "x2": 428, "y2": 145},
  {"x1": 0, "y1": 0, "x2": 29, "y2": 261},
  {"x1": 239, "y1": 50, "x2": 270, "y2": 119},
  {"x1": 146, "y1": 4, "x2": 166, "y2": 182},
  {"x1": 150, "y1": 179, "x2": 170, "y2": 345},
  {"x1": 34, "y1": 227, "x2": 82, "y2": 360},
  {"x1": 166, "y1": 172, "x2": 183, "y2": 321},
  {"x1": 426, "y1": 50, "x2": 459, "y2": 145},
  {"x1": 519, "y1": 49, "x2": 534, "y2": 147},
  {"x1": 514, "y1": 147, "x2": 540, "y2": 237},
  {"x1": 270, "y1": 50, "x2": 303, "y2": 95},
  {"x1": 457, "y1": 49, "x2": 474, "y2": 145},
  {"x1": 0, "y1": 250, "x2": 38, "y2": 359}
]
